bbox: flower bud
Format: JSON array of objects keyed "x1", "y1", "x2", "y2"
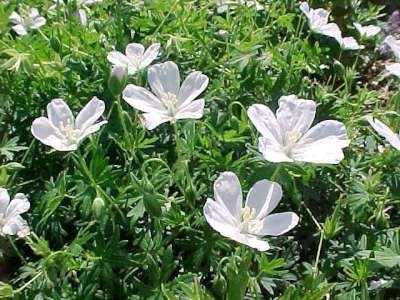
[
  {"x1": 108, "y1": 66, "x2": 127, "y2": 96},
  {"x1": 92, "y1": 197, "x2": 105, "y2": 220},
  {"x1": 108, "y1": 66, "x2": 128, "y2": 96}
]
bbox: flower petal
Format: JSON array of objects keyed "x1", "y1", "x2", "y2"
[
  {"x1": 175, "y1": 99, "x2": 204, "y2": 120},
  {"x1": 79, "y1": 120, "x2": 108, "y2": 140},
  {"x1": 47, "y1": 98, "x2": 74, "y2": 130},
  {"x1": 291, "y1": 120, "x2": 350, "y2": 163},
  {"x1": 317, "y1": 23, "x2": 342, "y2": 40},
  {"x1": 77, "y1": 9, "x2": 87, "y2": 26},
  {"x1": 9, "y1": 12, "x2": 23, "y2": 24},
  {"x1": 139, "y1": 113, "x2": 170, "y2": 130},
  {"x1": 0, "y1": 188, "x2": 10, "y2": 214},
  {"x1": 177, "y1": 71, "x2": 209, "y2": 107},
  {"x1": 229, "y1": 233, "x2": 270, "y2": 251},
  {"x1": 247, "y1": 104, "x2": 283, "y2": 144},
  {"x1": 107, "y1": 51, "x2": 132, "y2": 69},
  {"x1": 385, "y1": 63, "x2": 400, "y2": 77},
  {"x1": 213, "y1": 171, "x2": 242, "y2": 221},
  {"x1": 354, "y1": 23, "x2": 380, "y2": 38},
  {"x1": 246, "y1": 179, "x2": 282, "y2": 219},
  {"x1": 204, "y1": 198, "x2": 238, "y2": 231},
  {"x1": 338, "y1": 36, "x2": 364, "y2": 50},
  {"x1": 2, "y1": 215, "x2": 28, "y2": 236},
  {"x1": 6, "y1": 193, "x2": 30, "y2": 218},
  {"x1": 75, "y1": 97, "x2": 105, "y2": 132},
  {"x1": 148, "y1": 61, "x2": 180, "y2": 98},
  {"x1": 366, "y1": 116, "x2": 400, "y2": 150},
  {"x1": 29, "y1": 8, "x2": 40, "y2": 19},
  {"x1": 276, "y1": 95, "x2": 316, "y2": 136},
  {"x1": 31, "y1": 117, "x2": 76, "y2": 151},
  {"x1": 258, "y1": 137, "x2": 293, "y2": 163},
  {"x1": 31, "y1": 17, "x2": 46, "y2": 29},
  {"x1": 310, "y1": 8, "x2": 330, "y2": 26},
  {"x1": 125, "y1": 43, "x2": 145, "y2": 59},
  {"x1": 140, "y1": 43, "x2": 160, "y2": 69},
  {"x1": 384, "y1": 35, "x2": 400, "y2": 60},
  {"x1": 122, "y1": 84, "x2": 164, "y2": 113},
  {"x1": 12, "y1": 24, "x2": 28, "y2": 36},
  {"x1": 257, "y1": 212, "x2": 299, "y2": 236},
  {"x1": 299, "y1": 2, "x2": 310, "y2": 17}
]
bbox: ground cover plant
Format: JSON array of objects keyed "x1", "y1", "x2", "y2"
[{"x1": 1, "y1": 0, "x2": 400, "y2": 299}]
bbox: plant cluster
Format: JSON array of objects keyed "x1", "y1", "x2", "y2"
[{"x1": 1, "y1": 0, "x2": 400, "y2": 299}]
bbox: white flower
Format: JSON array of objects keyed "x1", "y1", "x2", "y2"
[
  {"x1": 216, "y1": 0, "x2": 264, "y2": 14},
  {"x1": 366, "y1": 116, "x2": 400, "y2": 150},
  {"x1": 0, "y1": 188, "x2": 30, "y2": 236},
  {"x1": 384, "y1": 35, "x2": 400, "y2": 60},
  {"x1": 203, "y1": 172, "x2": 299, "y2": 251},
  {"x1": 368, "y1": 279, "x2": 388, "y2": 290},
  {"x1": 122, "y1": 61, "x2": 209, "y2": 130},
  {"x1": 107, "y1": 43, "x2": 160, "y2": 75},
  {"x1": 78, "y1": 0, "x2": 103, "y2": 5},
  {"x1": 353, "y1": 22, "x2": 380, "y2": 38},
  {"x1": 31, "y1": 97, "x2": 107, "y2": 151},
  {"x1": 247, "y1": 95, "x2": 350, "y2": 164},
  {"x1": 299, "y1": 2, "x2": 342, "y2": 40},
  {"x1": 385, "y1": 63, "x2": 400, "y2": 77},
  {"x1": 335, "y1": 36, "x2": 364, "y2": 50},
  {"x1": 9, "y1": 8, "x2": 46, "y2": 36}
]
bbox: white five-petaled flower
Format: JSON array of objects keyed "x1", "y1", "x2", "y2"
[
  {"x1": 353, "y1": 22, "x2": 381, "y2": 38},
  {"x1": 299, "y1": 2, "x2": 341, "y2": 40},
  {"x1": 107, "y1": 43, "x2": 160, "y2": 75},
  {"x1": 31, "y1": 97, "x2": 107, "y2": 151},
  {"x1": 0, "y1": 188, "x2": 30, "y2": 236},
  {"x1": 247, "y1": 95, "x2": 350, "y2": 164},
  {"x1": 9, "y1": 8, "x2": 46, "y2": 36},
  {"x1": 203, "y1": 172, "x2": 299, "y2": 251},
  {"x1": 366, "y1": 116, "x2": 400, "y2": 151},
  {"x1": 122, "y1": 61, "x2": 209, "y2": 130},
  {"x1": 216, "y1": 0, "x2": 264, "y2": 14}
]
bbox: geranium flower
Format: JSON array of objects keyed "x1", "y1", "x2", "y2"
[
  {"x1": 299, "y1": 2, "x2": 341, "y2": 40},
  {"x1": 203, "y1": 172, "x2": 299, "y2": 251},
  {"x1": 216, "y1": 0, "x2": 263, "y2": 14},
  {"x1": 247, "y1": 95, "x2": 350, "y2": 163},
  {"x1": 9, "y1": 8, "x2": 46, "y2": 36},
  {"x1": 0, "y1": 188, "x2": 30, "y2": 236},
  {"x1": 366, "y1": 116, "x2": 400, "y2": 150},
  {"x1": 122, "y1": 61, "x2": 209, "y2": 130},
  {"x1": 107, "y1": 43, "x2": 160, "y2": 75},
  {"x1": 354, "y1": 22, "x2": 381, "y2": 38},
  {"x1": 31, "y1": 97, "x2": 107, "y2": 151}
]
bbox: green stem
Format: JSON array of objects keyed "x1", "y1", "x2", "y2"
[
  {"x1": 7, "y1": 236, "x2": 26, "y2": 264},
  {"x1": 14, "y1": 271, "x2": 43, "y2": 294}
]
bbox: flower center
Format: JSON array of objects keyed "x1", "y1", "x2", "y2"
[
  {"x1": 283, "y1": 129, "x2": 302, "y2": 153},
  {"x1": 59, "y1": 119, "x2": 80, "y2": 144},
  {"x1": 130, "y1": 54, "x2": 143, "y2": 68},
  {"x1": 238, "y1": 207, "x2": 262, "y2": 234},
  {"x1": 160, "y1": 92, "x2": 178, "y2": 117}
]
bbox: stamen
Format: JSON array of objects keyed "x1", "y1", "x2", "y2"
[
  {"x1": 283, "y1": 129, "x2": 302, "y2": 154},
  {"x1": 239, "y1": 206, "x2": 262, "y2": 234},
  {"x1": 160, "y1": 92, "x2": 178, "y2": 117},
  {"x1": 59, "y1": 118, "x2": 80, "y2": 144}
]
